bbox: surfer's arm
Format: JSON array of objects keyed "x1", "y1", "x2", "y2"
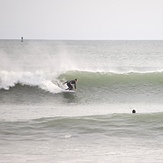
[
  {"x1": 63, "y1": 81, "x2": 68, "y2": 85},
  {"x1": 74, "y1": 83, "x2": 76, "y2": 89}
]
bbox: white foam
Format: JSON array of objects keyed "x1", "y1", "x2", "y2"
[{"x1": 0, "y1": 70, "x2": 63, "y2": 93}]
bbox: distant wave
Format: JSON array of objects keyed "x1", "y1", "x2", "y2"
[{"x1": 1, "y1": 113, "x2": 163, "y2": 136}]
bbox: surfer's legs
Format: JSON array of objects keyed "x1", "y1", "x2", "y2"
[{"x1": 67, "y1": 83, "x2": 73, "y2": 90}]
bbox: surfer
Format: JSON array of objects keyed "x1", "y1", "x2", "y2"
[
  {"x1": 63, "y1": 79, "x2": 78, "y2": 90},
  {"x1": 132, "y1": 109, "x2": 136, "y2": 113}
]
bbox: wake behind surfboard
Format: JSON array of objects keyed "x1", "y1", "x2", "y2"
[{"x1": 61, "y1": 89, "x2": 75, "y2": 93}]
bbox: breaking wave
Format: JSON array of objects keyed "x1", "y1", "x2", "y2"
[{"x1": 1, "y1": 70, "x2": 163, "y2": 94}]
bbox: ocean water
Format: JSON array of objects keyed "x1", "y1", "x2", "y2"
[{"x1": 0, "y1": 40, "x2": 163, "y2": 162}]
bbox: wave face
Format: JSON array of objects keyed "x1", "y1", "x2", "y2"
[
  {"x1": 1, "y1": 70, "x2": 163, "y2": 106},
  {"x1": 59, "y1": 70, "x2": 163, "y2": 86},
  {"x1": 59, "y1": 70, "x2": 163, "y2": 105}
]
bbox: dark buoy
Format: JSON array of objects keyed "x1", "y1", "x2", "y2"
[
  {"x1": 132, "y1": 109, "x2": 136, "y2": 114},
  {"x1": 21, "y1": 37, "x2": 23, "y2": 42}
]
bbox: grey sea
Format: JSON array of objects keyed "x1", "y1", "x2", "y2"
[{"x1": 0, "y1": 40, "x2": 163, "y2": 163}]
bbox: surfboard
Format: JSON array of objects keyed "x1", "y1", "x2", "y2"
[{"x1": 61, "y1": 89, "x2": 75, "y2": 93}]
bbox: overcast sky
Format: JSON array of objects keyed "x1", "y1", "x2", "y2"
[{"x1": 0, "y1": 0, "x2": 163, "y2": 40}]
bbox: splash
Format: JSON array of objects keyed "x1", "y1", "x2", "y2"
[{"x1": 0, "y1": 70, "x2": 63, "y2": 93}]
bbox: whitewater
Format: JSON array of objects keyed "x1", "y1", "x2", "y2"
[{"x1": 0, "y1": 40, "x2": 163, "y2": 163}]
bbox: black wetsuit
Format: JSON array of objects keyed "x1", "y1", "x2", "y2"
[{"x1": 65, "y1": 80, "x2": 76, "y2": 90}]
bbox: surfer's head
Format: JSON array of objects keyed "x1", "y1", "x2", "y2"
[
  {"x1": 75, "y1": 79, "x2": 78, "y2": 82},
  {"x1": 132, "y1": 109, "x2": 136, "y2": 113}
]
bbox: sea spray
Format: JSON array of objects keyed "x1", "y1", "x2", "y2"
[{"x1": 0, "y1": 40, "x2": 79, "y2": 93}]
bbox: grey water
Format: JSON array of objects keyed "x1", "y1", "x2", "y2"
[{"x1": 0, "y1": 40, "x2": 163, "y2": 162}]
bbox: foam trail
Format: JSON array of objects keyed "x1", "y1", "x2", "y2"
[
  {"x1": 40, "y1": 80, "x2": 62, "y2": 93},
  {"x1": 0, "y1": 71, "x2": 20, "y2": 90}
]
